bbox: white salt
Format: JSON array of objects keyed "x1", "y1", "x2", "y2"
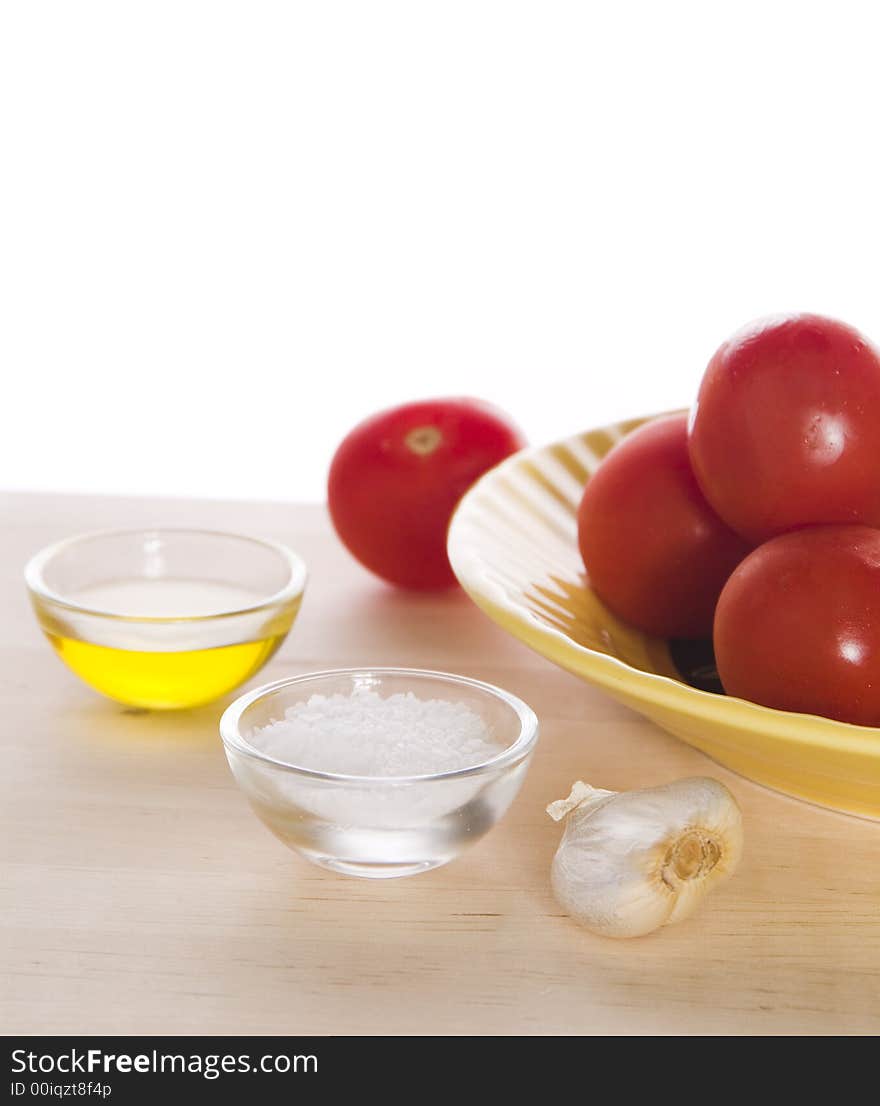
[{"x1": 248, "y1": 688, "x2": 504, "y2": 777}]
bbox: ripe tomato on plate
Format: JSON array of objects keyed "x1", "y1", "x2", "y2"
[
  {"x1": 714, "y1": 525, "x2": 880, "y2": 726},
  {"x1": 688, "y1": 314, "x2": 880, "y2": 543},
  {"x1": 328, "y1": 397, "x2": 525, "y2": 589},
  {"x1": 577, "y1": 413, "x2": 750, "y2": 639}
]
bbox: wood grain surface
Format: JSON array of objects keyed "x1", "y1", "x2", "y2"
[{"x1": 2, "y1": 491, "x2": 878, "y2": 1036}]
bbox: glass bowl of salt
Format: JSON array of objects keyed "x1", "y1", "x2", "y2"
[{"x1": 219, "y1": 668, "x2": 539, "y2": 878}]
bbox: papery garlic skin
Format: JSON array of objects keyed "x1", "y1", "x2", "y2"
[{"x1": 548, "y1": 777, "x2": 743, "y2": 939}]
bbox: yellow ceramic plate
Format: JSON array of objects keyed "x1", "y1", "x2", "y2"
[{"x1": 448, "y1": 411, "x2": 880, "y2": 819}]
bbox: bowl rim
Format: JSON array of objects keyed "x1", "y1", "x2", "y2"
[
  {"x1": 24, "y1": 527, "x2": 308, "y2": 624},
  {"x1": 219, "y1": 666, "x2": 540, "y2": 784},
  {"x1": 447, "y1": 415, "x2": 880, "y2": 756}
]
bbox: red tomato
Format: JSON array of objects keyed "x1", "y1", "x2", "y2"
[
  {"x1": 689, "y1": 314, "x2": 880, "y2": 543},
  {"x1": 328, "y1": 398, "x2": 525, "y2": 589},
  {"x1": 577, "y1": 414, "x2": 750, "y2": 638},
  {"x1": 714, "y1": 525, "x2": 880, "y2": 726}
]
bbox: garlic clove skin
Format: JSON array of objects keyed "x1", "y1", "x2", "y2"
[{"x1": 548, "y1": 777, "x2": 743, "y2": 939}]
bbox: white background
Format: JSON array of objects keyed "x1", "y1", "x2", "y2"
[{"x1": 3, "y1": 1, "x2": 880, "y2": 503}]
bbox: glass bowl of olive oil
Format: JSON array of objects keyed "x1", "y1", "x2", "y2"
[{"x1": 25, "y1": 529, "x2": 307, "y2": 710}]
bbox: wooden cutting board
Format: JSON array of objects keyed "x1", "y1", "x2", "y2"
[{"x1": 2, "y1": 490, "x2": 878, "y2": 1035}]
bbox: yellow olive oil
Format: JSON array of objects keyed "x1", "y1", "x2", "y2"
[
  {"x1": 46, "y1": 632, "x2": 285, "y2": 710},
  {"x1": 43, "y1": 578, "x2": 292, "y2": 710}
]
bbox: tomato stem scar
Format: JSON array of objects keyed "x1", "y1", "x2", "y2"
[{"x1": 405, "y1": 425, "x2": 443, "y2": 455}]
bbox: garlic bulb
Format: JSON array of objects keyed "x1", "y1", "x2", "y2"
[{"x1": 547, "y1": 777, "x2": 743, "y2": 938}]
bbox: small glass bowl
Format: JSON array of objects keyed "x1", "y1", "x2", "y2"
[
  {"x1": 219, "y1": 668, "x2": 539, "y2": 878},
  {"x1": 26, "y1": 529, "x2": 307, "y2": 710}
]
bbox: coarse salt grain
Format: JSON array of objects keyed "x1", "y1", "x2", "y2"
[{"x1": 248, "y1": 688, "x2": 504, "y2": 777}]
